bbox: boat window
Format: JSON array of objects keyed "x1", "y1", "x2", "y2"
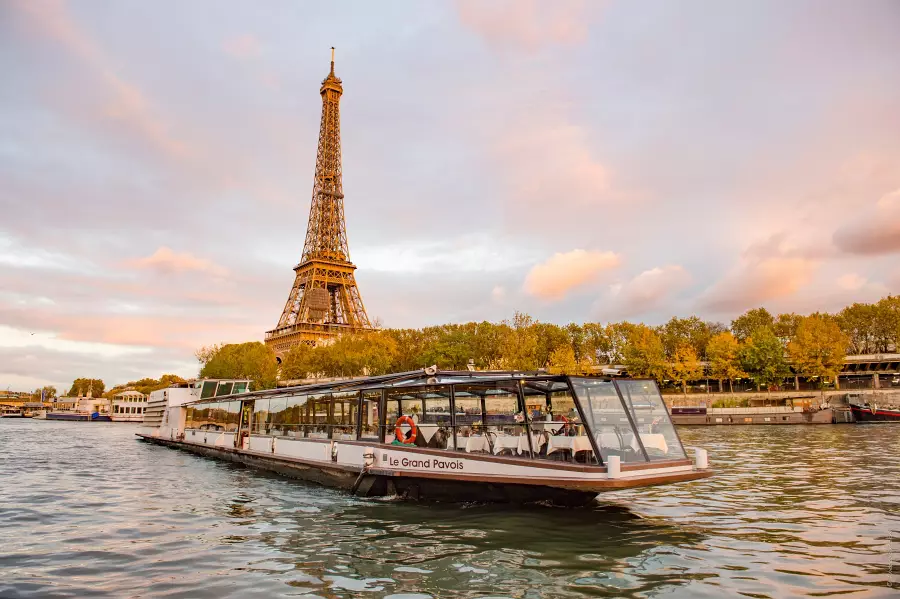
[
  {"x1": 524, "y1": 384, "x2": 597, "y2": 465},
  {"x1": 331, "y1": 391, "x2": 359, "y2": 440},
  {"x1": 420, "y1": 390, "x2": 451, "y2": 449},
  {"x1": 268, "y1": 397, "x2": 287, "y2": 437},
  {"x1": 481, "y1": 386, "x2": 531, "y2": 458},
  {"x1": 452, "y1": 386, "x2": 485, "y2": 453},
  {"x1": 281, "y1": 394, "x2": 307, "y2": 438},
  {"x1": 225, "y1": 401, "x2": 241, "y2": 432},
  {"x1": 615, "y1": 380, "x2": 686, "y2": 461},
  {"x1": 359, "y1": 391, "x2": 381, "y2": 440},
  {"x1": 233, "y1": 381, "x2": 248, "y2": 394},
  {"x1": 383, "y1": 387, "x2": 452, "y2": 448},
  {"x1": 252, "y1": 398, "x2": 270, "y2": 434},
  {"x1": 384, "y1": 396, "x2": 401, "y2": 443},
  {"x1": 216, "y1": 382, "x2": 234, "y2": 397},
  {"x1": 570, "y1": 378, "x2": 646, "y2": 464},
  {"x1": 304, "y1": 393, "x2": 331, "y2": 439},
  {"x1": 200, "y1": 381, "x2": 217, "y2": 400}
]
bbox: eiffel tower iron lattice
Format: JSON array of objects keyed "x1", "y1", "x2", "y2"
[{"x1": 265, "y1": 49, "x2": 373, "y2": 358}]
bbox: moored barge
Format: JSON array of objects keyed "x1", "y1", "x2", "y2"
[{"x1": 137, "y1": 370, "x2": 712, "y2": 505}]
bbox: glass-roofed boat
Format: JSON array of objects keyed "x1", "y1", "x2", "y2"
[{"x1": 137, "y1": 369, "x2": 711, "y2": 505}]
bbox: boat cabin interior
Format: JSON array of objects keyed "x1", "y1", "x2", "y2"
[{"x1": 182, "y1": 371, "x2": 687, "y2": 467}]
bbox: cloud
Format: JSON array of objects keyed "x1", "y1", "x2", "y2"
[
  {"x1": 833, "y1": 189, "x2": 900, "y2": 255},
  {"x1": 837, "y1": 273, "x2": 867, "y2": 291},
  {"x1": 600, "y1": 265, "x2": 691, "y2": 319},
  {"x1": 524, "y1": 249, "x2": 620, "y2": 301},
  {"x1": 456, "y1": 0, "x2": 598, "y2": 52},
  {"x1": 223, "y1": 34, "x2": 262, "y2": 59},
  {"x1": 495, "y1": 121, "x2": 615, "y2": 214},
  {"x1": 701, "y1": 256, "x2": 817, "y2": 313},
  {"x1": 17, "y1": 0, "x2": 191, "y2": 161},
  {"x1": 491, "y1": 285, "x2": 506, "y2": 303},
  {"x1": 127, "y1": 247, "x2": 228, "y2": 277}
]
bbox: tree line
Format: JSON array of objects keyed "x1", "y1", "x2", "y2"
[{"x1": 194, "y1": 296, "x2": 899, "y2": 394}]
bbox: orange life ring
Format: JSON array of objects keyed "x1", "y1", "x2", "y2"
[{"x1": 394, "y1": 415, "x2": 417, "y2": 444}]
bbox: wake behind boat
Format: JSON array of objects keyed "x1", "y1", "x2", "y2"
[{"x1": 137, "y1": 369, "x2": 711, "y2": 505}]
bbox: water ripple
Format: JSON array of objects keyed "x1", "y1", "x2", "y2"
[{"x1": 0, "y1": 421, "x2": 898, "y2": 598}]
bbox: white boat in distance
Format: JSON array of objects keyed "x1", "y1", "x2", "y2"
[{"x1": 137, "y1": 369, "x2": 711, "y2": 505}]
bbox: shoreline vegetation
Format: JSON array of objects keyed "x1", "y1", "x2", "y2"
[
  {"x1": 195, "y1": 296, "x2": 899, "y2": 397},
  {"x1": 16, "y1": 297, "x2": 896, "y2": 403}
]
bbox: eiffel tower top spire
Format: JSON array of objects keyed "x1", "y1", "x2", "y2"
[{"x1": 266, "y1": 50, "x2": 373, "y2": 357}]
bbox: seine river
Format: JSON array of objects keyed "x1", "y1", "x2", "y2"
[{"x1": 1, "y1": 420, "x2": 897, "y2": 598}]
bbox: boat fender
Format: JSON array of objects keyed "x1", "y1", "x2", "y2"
[
  {"x1": 395, "y1": 415, "x2": 418, "y2": 444},
  {"x1": 331, "y1": 442, "x2": 338, "y2": 462}
]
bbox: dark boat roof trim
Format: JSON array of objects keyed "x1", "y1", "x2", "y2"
[{"x1": 188, "y1": 369, "x2": 639, "y2": 405}]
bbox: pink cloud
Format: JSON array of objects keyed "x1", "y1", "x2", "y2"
[
  {"x1": 601, "y1": 265, "x2": 691, "y2": 319},
  {"x1": 701, "y1": 256, "x2": 817, "y2": 313},
  {"x1": 524, "y1": 249, "x2": 620, "y2": 301},
  {"x1": 496, "y1": 122, "x2": 613, "y2": 212},
  {"x1": 833, "y1": 188, "x2": 900, "y2": 256},
  {"x1": 127, "y1": 247, "x2": 228, "y2": 277},
  {"x1": 456, "y1": 0, "x2": 598, "y2": 52},
  {"x1": 223, "y1": 34, "x2": 262, "y2": 59}
]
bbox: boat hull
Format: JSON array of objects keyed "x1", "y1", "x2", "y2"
[
  {"x1": 850, "y1": 404, "x2": 900, "y2": 422},
  {"x1": 46, "y1": 413, "x2": 112, "y2": 422},
  {"x1": 137, "y1": 434, "x2": 711, "y2": 505}
]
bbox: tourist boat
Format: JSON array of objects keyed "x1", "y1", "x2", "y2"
[
  {"x1": 849, "y1": 402, "x2": 900, "y2": 422},
  {"x1": 0, "y1": 406, "x2": 25, "y2": 418},
  {"x1": 137, "y1": 370, "x2": 712, "y2": 505}
]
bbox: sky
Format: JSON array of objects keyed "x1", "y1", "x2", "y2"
[{"x1": 1, "y1": 0, "x2": 899, "y2": 392}]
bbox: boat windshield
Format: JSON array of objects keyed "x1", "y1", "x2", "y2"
[{"x1": 569, "y1": 378, "x2": 686, "y2": 463}]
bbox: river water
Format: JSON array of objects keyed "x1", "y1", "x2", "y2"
[{"x1": 0, "y1": 420, "x2": 897, "y2": 598}]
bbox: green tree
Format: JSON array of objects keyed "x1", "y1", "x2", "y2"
[
  {"x1": 787, "y1": 314, "x2": 849, "y2": 390},
  {"x1": 731, "y1": 307, "x2": 775, "y2": 341},
  {"x1": 658, "y1": 316, "x2": 715, "y2": 360},
  {"x1": 838, "y1": 302, "x2": 876, "y2": 354},
  {"x1": 706, "y1": 331, "x2": 745, "y2": 393},
  {"x1": 872, "y1": 296, "x2": 900, "y2": 353},
  {"x1": 738, "y1": 327, "x2": 790, "y2": 392},
  {"x1": 622, "y1": 325, "x2": 667, "y2": 381},
  {"x1": 774, "y1": 313, "x2": 803, "y2": 345},
  {"x1": 199, "y1": 342, "x2": 278, "y2": 390},
  {"x1": 67, "y1": 378, "x2": 105, "y2": 397},
  {"x1": 667, "y1": 343, "x2": 704, "y2": 394},
  {"x1": 32, "y1": 386, "x2": 57, "y2": 401}
]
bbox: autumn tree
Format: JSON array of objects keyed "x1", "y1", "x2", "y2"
[
  {"x1": 706, "y1": 331, "x2": 745, "y2": 393},
  {"x1": 787, "y1": 314, "x2": 849, "y2": 390},
  {"x1": 200, "y1": 342, "x2": 278, "y2": 390},
  {"x1": 499, "y1": 312, "x2": 539, "y2": 370},
  {"x1": 731, "y1": 307, "x2": 775, "y2": 341},
  {"x1": 667, "y1": 343, "x2": 704, "y2": 394},
  {"x1": 738, "y1": 327, "x2": 790, "y2": 392},
  {"x1": 622, "y1": 325, "x2": 667, "y2": 381}
]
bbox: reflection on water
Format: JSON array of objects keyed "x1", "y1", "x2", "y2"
[{"x1": 0, "y1": 420, "x2": 897, "y2": 598}]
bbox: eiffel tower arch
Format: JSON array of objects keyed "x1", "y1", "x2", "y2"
[{"x1": 265, "y1": 49, "x2": 374, "y2": 359}]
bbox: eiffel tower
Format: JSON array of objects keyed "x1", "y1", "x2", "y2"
[{"x1": 266, "y1": 49, "x2": 373, "y2": 359}]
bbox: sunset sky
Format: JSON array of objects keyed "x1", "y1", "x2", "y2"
[{"x1": 2, "y1": 0, "x2": 899, "y2": 391}]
